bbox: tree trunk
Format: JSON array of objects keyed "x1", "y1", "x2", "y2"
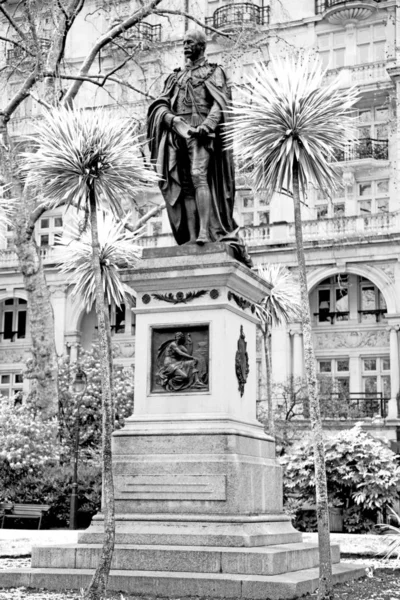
[
  {"x1": 84, "y1": 183, "x2": 115, "y2": 600},
  {"x1": 292, "y1": 163, "x2": 333, "y2": 600},
  {"x1": 262, "y1": 325, "x2": 275, "y2": 436},
  {"x1": 0, "y1": 117, "x2": 58, "y2": 417}
]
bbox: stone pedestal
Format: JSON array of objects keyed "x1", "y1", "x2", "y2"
[{"x1": 0, "y1": 245, "x2": 364, "y2": 598}]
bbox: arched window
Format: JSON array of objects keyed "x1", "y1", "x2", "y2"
[{"x1": 0, "y1": 298, "x2": 28, "y2": 342}]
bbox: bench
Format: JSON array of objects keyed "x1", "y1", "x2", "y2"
[{"x1": 0, "y1": 503, "x2": 50, "y2": 530}]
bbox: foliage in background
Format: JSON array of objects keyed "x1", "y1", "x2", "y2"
[
  {"x1": 0, "y1": 397, "x2": 61, "y2": 472},
  {"x1": 58, "y1": 345, "x2": 134, "y2": 452},
  {"x1": 0, "y1": 461, "x2": 101, "y2": 528},
  {"x1": 281, "y1": 425, "x2": 400, "y2": 533}
]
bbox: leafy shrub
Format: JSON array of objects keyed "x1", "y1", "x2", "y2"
[
  {"x1": 0, "y1": 460, "x2": 101, "y2": 528},
  {"x1": 281, "y1": 425, "x2": 400, "y2": 533},
  {"x1": 58, "y1": 346, "x2": 134, "y2": 451},
  {"x1": 0, "y1": 397, "x2": 61, "y2": 472}
]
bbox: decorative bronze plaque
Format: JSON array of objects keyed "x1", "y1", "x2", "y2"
[
  {"x1": 235, "y1": 325, "x2": 249, "y2": 397},
  {"x1": 151, "y1": 325, "x2": 209, "y2": 393}
]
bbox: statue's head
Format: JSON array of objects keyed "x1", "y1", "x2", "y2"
[
  {"x1": 175, "y1": 331, "x2": 185, "y2": 343},
  {"x1": 183, "y1": 29, "x2": 207, "y2": 62}
]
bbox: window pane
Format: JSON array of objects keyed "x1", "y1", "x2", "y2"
[
  {"x1": 377, "y1": 198, "x2": 388, "y2": 213},
  {"x1": 333, "y1": 32, "x2": 345, "y2": 46},
  {"x1": 14, "y1": 374, "x2": 23, "y2": 383},
  {"x1": 382, "y1": 357, "x2": 390, "y2": 371},
  {"x1": 3, "y1": 312, "x2": 13, "y2": 339},
  {"x1": 333, "y1": 204, "x2": 345, "y2": 217},
  {"x1": 243, "y1": 213, "x2": 254, "y2": 226},
  {"x1": 373, "y1": 24, "x2": 385, "y2": 39},
  {"x1": 357, "y1": 28, "x2": 370, "y2": 44},
  {"x1": 318, "y1": 34, "x2": 330, "y2": 49},
  {"x1": 379, "y1": 291, "x2": 387, "y2": 311},
  {"x1": 319, "y1": 360, "x2": 332, "y2": 373},
  {"x1": 377, "y1": 180, "x2": 389, "y2": 195},
  {"x1": 54, "y1": 217, "x2": 63, "y2": 228},
  {"x1": 40, "y1": 235, "x2": 49, "y2": 246},
  {"x1": 115, "y1": 304, "x2": 125, "y2": 334},
  {"x1": 375, "y1": 107, "x2": 388, "y2": 122},
  {"x1": 318, "y1": 289, "x2": 331, "y2": 322},
  {"x1": 364, "y1": 376, "x2": 377, "y2": 394},
  {"x1": 337, "y1": 359, "x2": 349, "y2": 372},
  {"x1": 336, "y1": 288, "x2": 348, "y2": 319},
  {"x1": 4, "y1": 299, "x2": 14, "y2": 305},
  {"x1": 40, "y1": 218, "x2": 49, "y2": 229},
  {"x1": 258, "y1": 212, "x2": 269, "y2": 225},
  {"x1": 359, "y1": 200, "x2": 372, "y2": 214},
  {"x1": 1, "y1": 375, "x2": 10, "y2": 384},
  {"x1": 357, "y1": 44, "x2": 369, "y2": 63},
  {"x1": 358, "y1": 126, "x2": 371, "y2": 139},
  {"x1": 333, "y1": 48, "x2": 345, "y2": 68},
  {"x1": 359, "y1": 109, "x2": 372, "y2": 123},
  {"x1": 18, "y1": 298, "x2": 27, "y2": 305},
  {"x1": 151, "y1": 221, "x2": 162, "y2": 236},
  {"x1": 243, "y1": 196, "x2": 254, "y2": 208},
  {"x1": 382, "y1": 376, "x2": 391, "y2": 398},
  {"x1": 363, "y1": 358, "x2": 377, "y2": 372},
  {"x1": 359, "y1": 183, "x2": 372, "y2": 197},
  {"x1": 376, "y1": 124, "x2": 388, "y2": 140},
  {"x1": 373, "y1": 41, "x2": 385, "y2": 62},
  {"x1": 319, "y1": 51, "x2": 330, "y2": 69},
  {"x1": 17, "y1": 311, "x2": 26, "y2": 339},
  {"x1": 317, "y1": 206, "x2": 328, "y2": 219}
]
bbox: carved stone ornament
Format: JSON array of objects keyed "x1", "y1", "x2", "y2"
[
  {"x1": 151, "y1": 325, "x2": 209, "y2": 393},
  {"x1": 228, "y1": 291, "x2": 256, "y2": 314},
  {"x1": 379, "y1": 264, "x2": 395, "y2": 283},
  {"x1": 235, "y1": 325, "x2": 249, "y2": 397},
  {"x1": 152, "y1": 291, "x2": 208, "y2": 305},
  {"x1": 314, "y1": 329, "x2": 390, "y2": 350}
]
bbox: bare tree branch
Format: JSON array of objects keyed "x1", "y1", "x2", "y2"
[
  {"x1": 154, "y1": 8, "x2": 233, "y2": 40},
  {"x1": 62, "y1": 0, "x2": 164, "y2": 105},
  {"x1": 0, "y1": 35, "x2": 33, "y2": 56},
  {"x1": 1, "y1": 68, "x2": 39, "y2": 121},
  {"x1": 29, "y1": 90, "x2": 51, "y2": 110},
  {"x1": 56, "y1": 72, "x2": 156, "y2": 100},
  {"x1": 0, "y1": 4, "x2": 27, "y2": 42},
  {"x1": 124, "y1": 204, "x2": 165, "y2": 233}
]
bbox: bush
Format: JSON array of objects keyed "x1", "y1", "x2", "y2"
[
  {"x1": 0, "y1": 460, "x2": 101, "y2": 528},
  {"x1": 0, "y1": 397, "x2": 61, "y2": 473},
  {"x1": 58, "y1": 346, "x2": 134, "y2": 452},
  {"x1": 281, "y1": 425, "x2": 400, "y2": 533}
]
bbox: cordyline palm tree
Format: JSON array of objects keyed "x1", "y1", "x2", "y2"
[
  {"x1": 22, "y1": 108, "x2": 158, "y2": 600},
  {"x1": 227, "y1": 54, "x2": 358, "y2": 600},
  {"x1": 256, "y1": 264, "x2": 301, "y2": 437},
  {"x1": 58, "y1": 211, "x2": 142, "y2": 372}
]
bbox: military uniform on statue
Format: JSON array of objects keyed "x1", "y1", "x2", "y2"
[{"x1": 147, "y1": 29, "x2": 252, "y2": 267}]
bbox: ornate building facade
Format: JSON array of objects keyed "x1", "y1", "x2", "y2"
[{"x1": 0, "y1": 0, "x2": 399, "y2": 446}]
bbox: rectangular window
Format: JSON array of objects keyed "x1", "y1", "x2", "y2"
[
  {"x1": 3, "y1": 312, "x2": 13, "y2": 340},
  {"x1": 115, "y1": 304, "x2": 126, "y2": 334},
  {"x1": 335, "y1": 288, "x2": 349, "y2": 319},
  {"x1": 54, "y1": 217, "x2": 63, "y2": 228},
  {"x1": 319, "y1": 360, "x2": 332, "y2": 373},
  {"x1": 17, "y1": 311, "x2": 26, "y2": 339},
  {"x1": 363, "y1": 358, "x2": 377, "y2": 371},
  {"x1": 337, "y1": 359, "x2": 349, "y2": 372},
  {"x1": 40, "y1": 218, "x2": 49, "y2": 229},
  {"x1": 40, "y1": 235, "x2": 49, "y2": 246},
  {"x1": 318, "y1": 289, "x2": 331, "y2": 322}
]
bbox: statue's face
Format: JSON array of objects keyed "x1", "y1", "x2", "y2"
[{"x1": 183, "y1": 35, "x2": 204, "y2": 61}]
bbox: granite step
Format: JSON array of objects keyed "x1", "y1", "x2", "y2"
[
  {"x1": 0, "y1": 562, "x2": 365, "y2": 599},
  {"x1": 32, "y1": 542, "x2": 340, "y2": 576}
]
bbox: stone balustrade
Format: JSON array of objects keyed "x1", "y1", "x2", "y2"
[{"x1": 323, "y1": 61, "x2": 389, "y2": 88}]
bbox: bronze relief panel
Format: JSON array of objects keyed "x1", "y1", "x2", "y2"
[{"x1": 151, "y1": 325, "x2": 209, "y2": 393}]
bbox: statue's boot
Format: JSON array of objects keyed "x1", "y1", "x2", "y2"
[{"x1": 196, "y1": 230, "x2": 210, "y2": 245}]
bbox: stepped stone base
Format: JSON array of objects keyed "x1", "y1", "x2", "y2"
[{"x1": 0, "y1": 563, "x2": 365, "y2": 599}]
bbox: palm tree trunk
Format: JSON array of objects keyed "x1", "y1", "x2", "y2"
[
  {"x1": 262, "y1": 326, "x2": 275, "y2": 436},
  {"x1": 85, "y1": 182, "x2": 115, "y2": 600},
  {"x1": 292, "y1": 162, "x2": 333, "y2": 600}
]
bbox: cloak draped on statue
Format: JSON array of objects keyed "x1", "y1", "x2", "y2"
[{"x1": 147, "y1": 65, "x2": 252, "y2": 267}]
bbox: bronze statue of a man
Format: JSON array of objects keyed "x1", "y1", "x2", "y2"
[{"x1": 147, "y1": 30, "x2": 251, "y2": 266}]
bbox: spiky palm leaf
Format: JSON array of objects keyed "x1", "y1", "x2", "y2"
[
  {"x1": 21, "y1": 107, "x2": 158, "y2": 216},
  {"x1": 226, "y1": 54, "x2": 358, "y2": 196},
  {"x1": 58, "y1": 212, "x2": 141, "y2": 311},
  {"x1": 0, "y1": 187, "x2": 18, "y2": 239},
  {"x1": 256, "y1": 264, "x2": 301, "y2": 328}
]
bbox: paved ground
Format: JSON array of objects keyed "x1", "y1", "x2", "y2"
[{"x1": 0, "y1": 530, "x2": 79, "y2": 557}]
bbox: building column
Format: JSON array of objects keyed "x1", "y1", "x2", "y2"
[
  {"x1": 290, "y1": 326, "x2": 304, "y2": 380},
  {"x1": 389, "y1": 326, "x2": 400, "y2": 418}
]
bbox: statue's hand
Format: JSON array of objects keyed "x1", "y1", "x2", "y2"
[
  {"x1": 188, "y1": 124, "x2": 211, "y2": 139},
  {"x1": 171, "y1": 116, "x2": 191, "y2": 139}
]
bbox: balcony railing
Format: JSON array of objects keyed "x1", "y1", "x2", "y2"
[
  {"x1": 333, "y1": 138, "x2": 389, "y2": 162},
  {"x1": 7, "y1": 38, "x2": 51, "y2": 64},
  {"x1": 323, "y1": 62, "x2": 389, "y2": 88},
  {"x1": 206, "y1": 3, "x2": 270, "y2": 30},
  {"x1": 315, "y1": 0, "x2": 381, "y2": 15},
  {"x1": 110, "y1": 20, "x2": 161, "y2": 50},
  {"x1": 319, "y1": 392, "x2": 389, "y2": 419}
]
